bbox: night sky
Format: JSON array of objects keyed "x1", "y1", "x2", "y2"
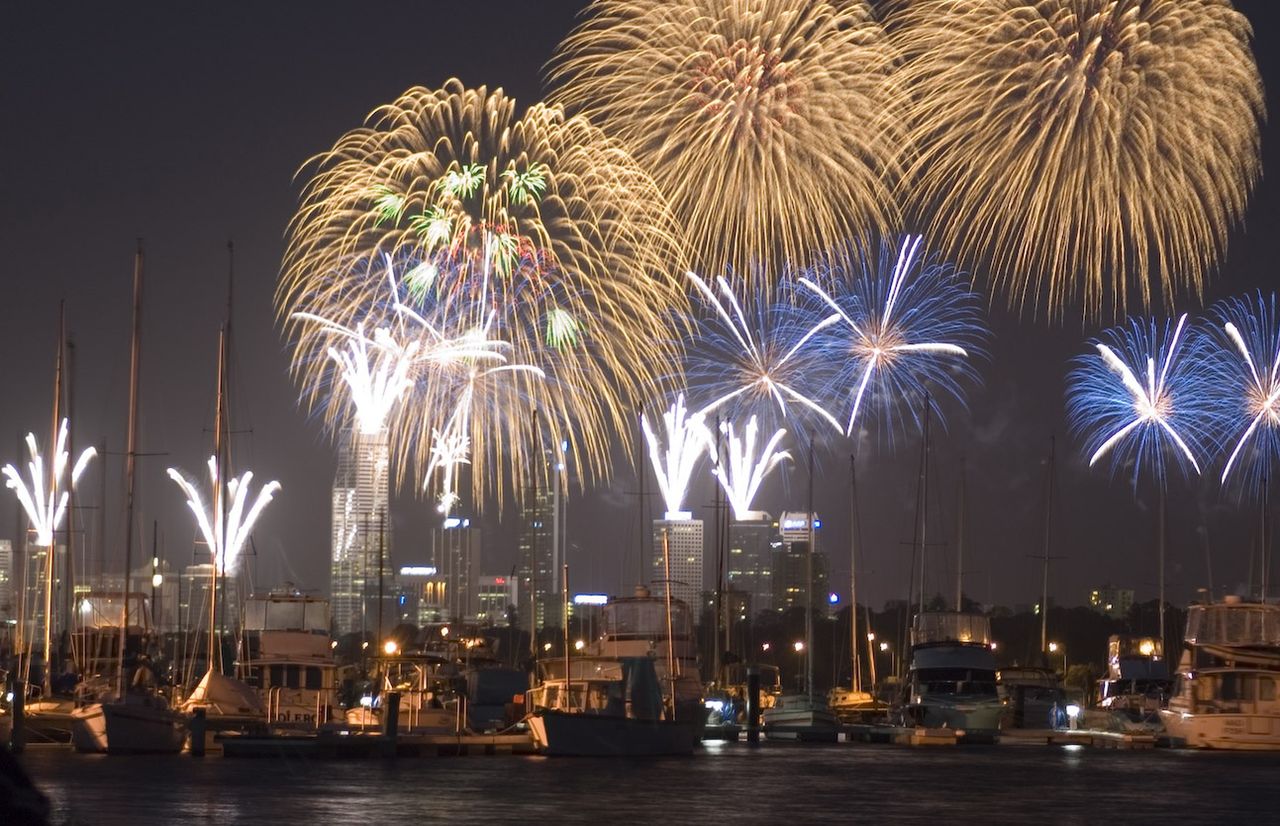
[{"x1": 3, "y1": 1, "x2": 1278, "y2": 613}]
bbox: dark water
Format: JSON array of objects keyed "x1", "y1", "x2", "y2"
[{"x1": 19, "y1": 741, "x2": 1279, "y2": 824}]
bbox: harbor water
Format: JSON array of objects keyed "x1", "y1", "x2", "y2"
[{"x1": 20, "y1": 741, "x2": 1278, "y2": 824}]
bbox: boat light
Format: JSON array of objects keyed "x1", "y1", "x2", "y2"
[
  {"x1": 383, "y1": 640, "x2": 399, "y2": 656},
  {"x1": 359, "y1": 695, "x2": 373, "y2": 708}
]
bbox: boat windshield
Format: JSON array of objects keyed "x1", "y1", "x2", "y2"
[
  {"x1": 1185, "y1": 603, "x2": 1280, "y2": 647},
  {"x1": 912, "y1": 613, "x2": 991, "y2": 646},
  {"x1": 917, "y1": 667, "x2": 997, "y2": 697},
  {"x1": 604, "y1": 600, "x2": 692, "y2": 640}
]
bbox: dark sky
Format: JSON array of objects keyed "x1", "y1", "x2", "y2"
[{"x1": 2, "y1": 1, "x2": 1277, "y2": 612}]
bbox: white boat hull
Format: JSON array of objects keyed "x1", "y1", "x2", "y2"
[
  {"x1": 528, "y1": 710, "x2": 696, "y2": 756},
  {"x1": 762, "y1": 699, "x2": 840, "y2": 742},
  {"x1": 71, "y1": 700, "x2": 187, "y2": 754},
  {"x1": 1160, "y1": 709, "x2": 1280, "y2": 750}
]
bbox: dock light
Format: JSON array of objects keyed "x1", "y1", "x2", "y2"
[
  {"x1": 574, "y1": 640, "x2": 585, "y2": 651},
  {"x1": 1048, "y1": 642, "x2": 1059, "y2": 653},
  {"x1": 1066, "y1": 704, "x2": 1081, "y2": 719},
  {"x1": 544, "y1": 642, "x2": 553, "y2": 652},
  {"x1": 359, "y1": 695, "x2": 373, "y2": 708},
  {"x1": 867, "y1": 632, "x2": 875, "y2": 642},
  {"x1": 793, "y1": 641, "x2": 805, "y2": 653},
  {"x1": 761, "y1": 642, "x2": 771, "y2": 652},
  {"x1": 152, "y1": 573, "x2": 163, "y2": 588},
  {"x1": 383, "y1": 640, "x2": 399, "y2": 656},
  {"x1": 705, "y1": 699, "x2": 724, "y2": 712},
  {"x1": 879, "y1": 642, "x2": 889, "y2": 652}
]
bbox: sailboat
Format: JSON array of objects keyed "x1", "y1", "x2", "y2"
[
  {"x1": 763, "y1": 440, "x2": 839, "y2": 741},
  {"x1": 72, "y1": 243, "x2": 188, "y2": 754}
]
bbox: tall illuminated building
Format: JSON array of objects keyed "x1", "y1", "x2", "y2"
[
  {"x1": 727, "y1": 512, "x2": 777, "y2": 618},
  {"x1": 330, "y1": 426, "x2": 391, "y2": 638},
  {"x1": 0, "y1": 539, "x2": 12, "y2": 622},
  {"x1": 652, "y1": 516, "x2": 704, "y2": 613},
  {"x1": 517, "y1": 487, "x2": 554, "y2": 632},
  {"x1": 771, "y1": 512, "x2": 828, "y2": 614},
  {"x1": 431, "y1": 516, "x2": 482, "y2": 622}
]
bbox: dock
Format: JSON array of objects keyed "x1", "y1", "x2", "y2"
[
  {"x1": 997, "y1": 728, "x2": 1161, "y2": 749},
  {"x1": 218, "y1": 731, "x2": 537, "y2": 758}
]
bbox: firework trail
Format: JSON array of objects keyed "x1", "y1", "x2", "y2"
[
  {"x1": 713, "y1": 416, "x2": 790, "y2": 520},
  {"x1": 643, "y1": 393, "x2": 713, "y2": 518},
  {"x1": 552, "y1": 0, "x2": 906, "y2": 283},
  {"x1": 1209, "y1": 292, "x2": 1280, "y2": 494},
  {"x1": 2, "y1": 419, "x2": 96, "y2": 547},
  {"x1": 167, "y1": 457, "x2": 281, "y2": 574},
  {"x1": 797, "y1": 236, "x2": 986, "y2": 440},
  {"x1": 279, "y1": 81, "x2": 688, "y2": 503},
  {"x1": 686, "y1": 270, "x2": 839, "y2": 431},
  {"x1": 1066, "y1": 313, "x2": 1220, "y2": 487},
  {"x1": 890, "y1": 0, "x2": 1263, "y2": 318}
]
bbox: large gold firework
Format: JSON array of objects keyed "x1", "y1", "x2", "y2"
[
  {"x1": 550, "y1": 0, "x2": 906, "y2": 282},
  {"x1": 890, "y1": 0, "x2": 1264, "y2": 319},
  {"x1": 279, "y1": 80, "x2": 689, "y2": 504}
]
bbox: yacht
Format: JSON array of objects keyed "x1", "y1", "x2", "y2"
[
  {"x1": 237, "y1": 594, "x2": 338, "y2": 729},
  {"x1": 998, "y1": 666, "x2": 1066, "y2": 730},
  {"x1": 1161, "y1": 597, "x2": 1280, "y2": 749},
  {"x1": 897, "y1": 612, "x2": 1002, "y2": 742},
  {"x1": 527, "y1": 655, "x2": 696, "y2": 756},
  {"x1": 586, "y1": 586, "x2": 704, "y2": 735},
  {"x1": 761, "y1": 692, "x2": 840, "y2": 741},
  {"x1": 1095, "y1": 635, "x2": 1169, "y2": 728},
  {"x1": 345, "y1": 651, "x2": 457, "y2": 734}
]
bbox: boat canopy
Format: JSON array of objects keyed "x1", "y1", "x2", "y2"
[
  {"x1": 603, "y1": 599, "x2": 692, "y2": 640},
  {"x1": 911, "y1": 612, "x2": 991, "y2": 646},
  {"x1": 912, "y1": 645, "x2": 997, "y2": 672},
  {"x1": 1185, "y1": 601, "x2": 1280, "y2": 648},
  {"x1": 243, "y1": 596, "x2": 330, "y2": 634}
]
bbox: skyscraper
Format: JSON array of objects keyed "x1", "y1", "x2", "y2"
[
  {"x1": 330, "y1": 426, "x2": 391, "y2": 638},
  {"x1": 517, "y1": 486, "x2": 554, "y2": 632},
  {"x1": 727, "y1": 513, "x2": 778, "y2": 618},
  {"x1": 771, "y1": 512, "x2": 828, "y2": 613},
  {"x1": 0, "y1": 539, "x2": 12, "y2": 622},
  {"x1": 431, "y1": 517, "x2": 482, "y2": 622},
  {"x1": 652, "y1": 518, "x2": 704, "y2": 613}
]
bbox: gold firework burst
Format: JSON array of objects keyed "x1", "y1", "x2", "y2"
[
  {"x1": 550, "y1": 0, "x2": 906, "y2": 283},
  {"x1": 890, "y1": 0, "x2": 1264, "y2": 319},
  {"x1": 279, "y1": 80, "x2": 689, "y2": 504}
]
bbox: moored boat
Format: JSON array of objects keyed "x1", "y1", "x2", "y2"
[
  {"x1": 897, "y1": 611, "x2": 1002, "y2": 742},
  {"x1": 762, "y1": 692, "x2": 839, "y2": 741}
]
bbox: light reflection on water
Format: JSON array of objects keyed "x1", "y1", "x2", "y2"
[{"x1": 20, "y1": 742, "x2": 1280, "y2": 824}]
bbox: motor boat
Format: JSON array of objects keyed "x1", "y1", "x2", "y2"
[{"x1": 896, "y1": 612, "x2": 1002, "y2": 743}]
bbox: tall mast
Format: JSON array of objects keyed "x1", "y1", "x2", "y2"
[
  {"x1": 637, "y1": 407, "x2": 646, "y2": 586},
  {"x1": 917, "y1": 399, "x2": 930, "y2": 615},
  {"x1": 208, "y1": 327, "x2": 226, "y2": 674},
  {"x1": 43, "y1": 302, "x2": 65, "y2": 696},
  {"x1": 65, "y1": 335, "x2": 79, "y2": 677},
  {"x1": 956, "y1": 457, "x2": 966, "y2": 612},
  {"x1": 118, "y1": 241, "x2": 144, "y2": 697},
  {"x1": 1040, "y1": 437, "x2": 1056, "y2": 655},
  {"x1": 712, "y1": 415, "x2": 722, "y2": 686},
  {"x1": 849, "y1": 454, "x2": 859, "y2": 693},
  {"x1": 805, "y1": 436, "x2": 814, "y2": 702}
]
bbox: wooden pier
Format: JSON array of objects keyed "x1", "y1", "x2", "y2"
[{"x1": 218, "y1": 730, "x2": 537, "y2": 758}]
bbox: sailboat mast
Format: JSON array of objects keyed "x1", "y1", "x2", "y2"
[
  {"x1": 712, "y1": 415, "x2": 722, "y2": 686},
  {"x1": 208, "y1": 327, "x2": 227, "y2": 674},
  {"x1": 1040, "y1": 437, "x2": 1055, "y2": 655},
  {"x1": 43, "y1": 302, "x2": 65, "y2": 696},
  {"x1": 805, "y1": 437, "x2": 814, "y2": 702},
  {"x1": 918, "y1": 400, "x2": 930, "y2": 615},
  {"x1": 849, "y1": 455, "x2": 859, "y2": 694},
  {"x1": 118, "y1": 241, "x2": 144, "y2": 698},
  {"x1": 957, "y1": 457, "x2": 966, "y2": 612}
]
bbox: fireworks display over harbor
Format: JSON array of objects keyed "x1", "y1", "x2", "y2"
[
  {"x1": 1211, "y1": 292, "x2": 1280, "y2": 496},
  {"x1": 1, "y1": 420, "x2": 96, "y2": 548}
]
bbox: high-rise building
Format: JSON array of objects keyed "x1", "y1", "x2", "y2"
[
  {"x1": 1089, "y1": 584, "x2": 1134, "y2": 619},
  {"x1": 652, "y1": 518, "x2": 704, "y2": 613},
  {"x1": 0, "y1": 539, "x2": 13, "y2": 622},
  {"x1": 396, "y1": 565, "x2": 444, "y2": 626},
  {"x1": 518, "y1": 487, "x2": 554, "y2": 632},
  {"x1": 431, "y1": 517, "x2": 482, "y2": 622},
  {"x1": 727, "y1": 513, "x2": 778, "y2": 618},
  {"x1": 476, "y1": 575, "x2": 518, "y2": 627},
  {"x1": 330, "y1": 427, "x2": 391, "y2": 638},
  {"x1": 771, "y1": 512, "x2": 828, "y2": 613}
]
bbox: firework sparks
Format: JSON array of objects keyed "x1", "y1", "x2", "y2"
[
  {"x1": 2, "y1": 419, "x2": 96, "y2": 547},
  {"x1": 686, "y1": 270, "x2": 838, "y2": 431},
  {"x1": 551, "y1": 0, "x2": 906, "y2": 282},
  {"x1": 279, "y1": 81, "x2": 688, "y2": 502},
  {"x1": 798, "y1": 236, "x2": 985, "y2": 440},
  {"x1": 167, "y1": 457, "x2": 281, "y2": 574},
  {"x1": 1067, "y1": 313, "x2": 1219, "y2": 486},
  {"x1": 890, "y1": 0, "x2": 1264, "y2": 317},
  {"x1": 643, "y1": 394, "x2": 713, "y2": 519},
  {"x1": 713, "y1": 416, "x2": 789, "y2": 520},
  {"x1": 1210, "y1": 292, "x2": 1280, "y2": 491}
]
